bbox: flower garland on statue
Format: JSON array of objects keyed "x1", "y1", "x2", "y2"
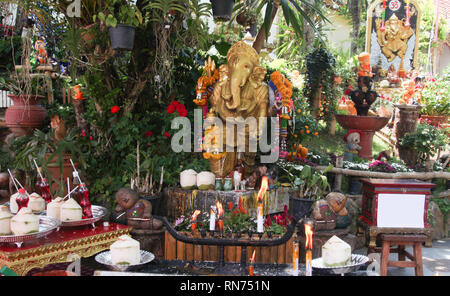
[
  {"x1": 194, "y1": 57, "x2": 219, "y2": 117},
  {"x1": 269, "y1": 71, "x2": 294, "y2": 159}
]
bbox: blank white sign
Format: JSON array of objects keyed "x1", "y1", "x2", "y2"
[{"x1": 377, "y1": 194, "x2": 425, "y2": 228}]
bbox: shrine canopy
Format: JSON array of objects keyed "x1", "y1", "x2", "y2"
[{"x1": 366, "y1": 0, "x2": 421, "y2": 72}]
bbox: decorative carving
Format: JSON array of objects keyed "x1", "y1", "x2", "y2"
[{"x1": 376, "y1": 13, "x2": 414, "y2": 62}]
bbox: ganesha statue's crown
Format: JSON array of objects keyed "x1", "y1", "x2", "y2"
[{"x1": 227, "y1": 41, "x2": 260, "y2": 66}]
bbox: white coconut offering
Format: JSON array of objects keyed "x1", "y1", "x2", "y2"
[
  {"x1": 196, "y1": 171, "x2": 215, "y2": 190},
  {"x1": 10, "y1": 207, "x2": 39, "y2": 235},
  {"x1": 60, "y1": 198, "x2": 82, "y2": 221},
  {"x1": 322, "y1": 235, "x2": 351, "y2": 267},
  {"x1": 0, "y1": 205, "x2": 12, "y2": 235},
  {"x1": 9, "y1": 192, "x2": 20, "y2": 214},
  {"x1": 47, "y1": 197, "x2": 64, "y2": 220},
  {"x1": 180, "y1": 169, "x2": 197, "y2": 190},
  {"x1": 28, "y1": 193, "x2": 46, "y2": 213},
  {"x1": 110, "y1": 235, "x2": 141, "y2": 265}
]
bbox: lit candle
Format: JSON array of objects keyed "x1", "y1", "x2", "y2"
[
  {"x1": 305, "y1": 221, "x2": 314, "y2": 276},
  {"x1": 216, "y1": 201, "x2": 224, "y2": 233},
  {"x1": 248, "y1": 249, "x2": 256, "y2": 276},
  {"x1": 191, "y1": 210, "x2": 201, "y2": 232},
  {"x1": 209, "y1": 206, "x2": 216, "y2": 231},
  {"x1": 293, "y1": 240, "x2": 299, "y2": 276},
  {"x1": 256, "y1": 176, "x2": 269, "y2": 234}
]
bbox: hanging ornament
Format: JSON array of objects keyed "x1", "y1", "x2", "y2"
[{"x1": 405, "y1": 0, "x2": 411, "y2": 27}]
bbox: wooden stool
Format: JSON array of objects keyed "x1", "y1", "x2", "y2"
[{"x1": 368, "y1": 234, "x2": 427, "y2": 276}]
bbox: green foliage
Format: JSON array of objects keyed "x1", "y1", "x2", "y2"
[
  {"x1": 0, "y1": 36, "x2": 22, "y2": 73},
  {"x1": 94, "y1": 0, "x2": 143, "y2": 27},
  {"x1": 420, "y1": 73, "x2": 450, "y2": 116},
  {"x1": 399, "y1": 122, "x2": 449, "y2": 160}
]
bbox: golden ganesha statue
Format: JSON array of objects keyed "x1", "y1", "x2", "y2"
[
  {"x1": 205, "y1": 41, "x2": 269, "y2": 178},
  {"x1": 376, "y1": 13, "x2": 414, "y2": 62}
]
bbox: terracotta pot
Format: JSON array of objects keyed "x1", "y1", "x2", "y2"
[
  {"x1": 5, "y1": 94, "x2": 47, "y2": 136},
  {"x1": 421, "y1": 115, "x2": 449, "y2": 127},
  {"x1": 45, "y1": 153, "x2": 77, "y2": 197},
  {"x1": 81, "y1": 23, "x2": 96, "y2": 47}
]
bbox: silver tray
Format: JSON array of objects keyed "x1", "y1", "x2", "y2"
[
  {"x1": 0, "y1": 216, "x2": 61, "y2": 248},
  {"x1": 312, "y1": 254, "x2": 369, "y2": 275},
  {"x1": 60, "y1": 205, "x2": 107, "y2": 227},
  {"x1": 95, "y1": 250, "x2": 155, "y2": 272}
]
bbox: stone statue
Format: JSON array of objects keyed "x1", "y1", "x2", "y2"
[
  {"x1": 344, "y1": 130, "x2": 362, "y2": 161},
  {"x1": 376, "y1": 13, "x2": 414, "y2": 62},
  {"x1": 113, "y1": 188, "x2": 163, "y2": 230},
  {"x1": 349, "y1": 76, "x2": 378, "y2": 116},
  {"x1": 207, "y1": 41, "x2": 269, "y2": 178},
  {"x1": 312, "y1": 192, "x2": 350, "y2": 230}
]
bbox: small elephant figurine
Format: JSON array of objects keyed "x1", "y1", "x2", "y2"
[
  {"x1": 344, "y1": 130, "x2": 362, "y2": 161},
  {"x1": 113, "y1": 188, "x2": 163, "y2": 230}
]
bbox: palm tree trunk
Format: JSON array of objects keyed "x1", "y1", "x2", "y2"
[
  {"x1": 349, "y1": 0, "x2": 361, "y2": 56},
  {"x1": 252, "y1": 1, "x2": 280, "y2": 54}
]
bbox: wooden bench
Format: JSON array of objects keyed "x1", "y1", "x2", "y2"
[{"x1": 367, "y1": 234, "x2": 428, "y2": 276}]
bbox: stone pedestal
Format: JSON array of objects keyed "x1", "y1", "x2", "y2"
[
  {"x1": 131, "y1": 228, "x2": 165, "y2": 260},
  {"x1": 392, "y1": 104, "x2": 421, "y2": 166}
]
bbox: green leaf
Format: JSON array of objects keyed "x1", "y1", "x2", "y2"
[{"x1": 263, "y1": 0, "x2": 273, "y2": 40}]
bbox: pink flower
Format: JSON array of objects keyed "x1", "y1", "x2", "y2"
[
  {"x1": 145, "y1": 131, "x2": 153, "y2": 137},
  {"x1": 89, "y1": 136, "x2": 93, "y2": 141},
  {"x1": 82, "y1": 129, "x2": 86, "y2": 137},
  {"x1": 111, "y1": 106, "x2": 120, "y2": 113}
]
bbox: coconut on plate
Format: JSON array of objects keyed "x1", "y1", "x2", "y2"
[
  {"x1": 9, "y1": 192, "x2": 20, "y2": 214},
  {"x1": 322, "y1": 235, "x2": 351, "y2": 267},
  {"x1": 196, "y1": 171, "x2": 215, "y2": 190},
  {"x1": 0, "y1": 205, "x2": 12, "y2": 235},
  {"x1": 47, "y1": 197, "x2": 64, "y2": 220},
  {"x1": 28, "y1": 193, "x2": 46, "y2": 213},
  {"x1": 60, "y1": 198, "x2": 82, "y2": 221},
  {"x1": 110, "y1": 235, "x2": 141, "y2": 265},
  {"x1": 10, "y1": 207, "x2": 39, "y2": 235}
]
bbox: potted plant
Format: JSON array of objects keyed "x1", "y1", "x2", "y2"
[
  {"x1": 13, "y1": 129, "x2": 87, "y2": 196},
  {"x1": 278, "y1": 162, "x2": 331, "y2": 218},
  {"x1": 94, "y1": 0, "x2": 143, "y2": 50},
  {"x1": 210, "y1": 0, "x2": 235, "y2": 21},
  {"x1": 419, "y1": 74, "x2": 450, "y2": 127},
  {"x1": 0, "y1": 72, "x2": 48, "y2": 136}
]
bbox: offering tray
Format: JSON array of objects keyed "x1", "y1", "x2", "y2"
[
  {"x1": 60, "y1": 205, "x2": 107, "y2": 228},
  {"x1": 312, "y1": 254, "x2": 369, "y2": 275},
  {"x1": 0, "y1": 216, "x2": 60, "y2": 248},
  {"x1": 95, "y1": 250, "x2": 155, "y2": 272}
]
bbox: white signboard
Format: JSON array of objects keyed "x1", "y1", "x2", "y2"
[{"x1": 377, "y1": 194, "x2": 425, "y2": 228}]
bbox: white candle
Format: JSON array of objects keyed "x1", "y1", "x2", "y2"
[
  {"x1": 257, "y1": 202, "x2": 264, "y2": 233},
  {"x1": 209, "y1": 206, "x2": 216, "y2": 231}
]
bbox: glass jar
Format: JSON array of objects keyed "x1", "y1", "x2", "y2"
[
  {"x1": 215, "y1": 178, "x2": 223, "y2": 191},
  {"x1": 223, "y1": 178, "x2": 233, "y2": 191}
]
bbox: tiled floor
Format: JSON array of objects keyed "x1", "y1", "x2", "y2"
[{"x1": 355, "y1": 238, "x2": 450, "y2": 276}]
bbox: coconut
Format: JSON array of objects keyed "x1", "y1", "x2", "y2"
[
  {"x1": 47, "y1": 197, "x2": 64, "y2": 220},
  {"x1": 180, "y1": 169, "x2": 197, "y2": 190},
  {"x1": 322, "y1": 235, "x2": 351, "y2": 267},
  {"x1": 60, "y1": 198, "x2": 82, "y2": 221},
  {"x1": 11, "y1": 207, "x2": 39, "y2": 235},
  {"x1": 28, "y1": 193, "x2": 46, "y2": 213},
  {"x1": 0, "y1": 205, "x2": 12, "y2": 235},
  {"x1": 110, "y1": 235, "x2": 141, "y2": 265},
  {"x1": 196, "y1": 171, "x2": 215, "y2": 190}
]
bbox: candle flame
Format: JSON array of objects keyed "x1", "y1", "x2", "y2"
[
  {"x1": 251, "y1": 250, "x2": 256, "y2": 263},
  {"x1": 191, "y1": 210, "x2": 201, "y2": 222},
  {"x1": 257, "y1": 176, "x2": 269, "y2": 202},
  {"x1": 216, "y1": 201, "x2": 224, "y2": 218},
  {"x1": 305, "y1": 224, "x2": 313, "y2": 250}
]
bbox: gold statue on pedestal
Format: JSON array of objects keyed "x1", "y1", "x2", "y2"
[
  {"x1": 376, "y1": 13, "x2": 414, "y2": 62},
  {"x1": 206, "y1": 41, "x2": 269, "y2": 178}
]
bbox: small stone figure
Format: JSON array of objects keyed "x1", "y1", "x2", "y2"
[
  {"x1": 357, "y1": 52, "x2": 373, "y2": 78},
  {"x1": 349, "y1": 76, "x2": 378, "y2": 116},
  {"x1": 311, "y1": 192, "x2": 350, "y2": 231},
  {"x1": 344, "y1": 130, "x2": 362, "y2": 161},
  {"x1": 113, "y1": 188, "x2": 163, "y2": 230}
]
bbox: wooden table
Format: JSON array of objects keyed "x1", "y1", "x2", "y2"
[{"x1": 0, "y1": 222, "x2": 131, "y2": 276}]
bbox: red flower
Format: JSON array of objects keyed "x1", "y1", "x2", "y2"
[
  {"x1": 164, "y1": 131, "x2": 170, "y2": 139},
  {"x1": 264, "y1": 216, "x2": 272, "y2": 227},
  {"x1": 344, "y1": 85, "x2": 353, "y2": 95},
  {"x1": 167, "y1": 104, "x2": 176, "y2": 114},
  {"x1": 145, "y1": 131, "x2": 153, "y2": 137},
  {"x1": 111, "y1": 106, "x2": 120, "y2": 113},
  {"x1": 82, "y1": 129, "x2": 86, "y2": 137},
  {"x1": 89, "y1": 136, "x2": 93, "y2": 141},
  {"x1": 228, "y1": 202, "x2": 234, "y2": 210},
  {"x1": 178, "y1": 108, "x2": 188, "y2": 117}
]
